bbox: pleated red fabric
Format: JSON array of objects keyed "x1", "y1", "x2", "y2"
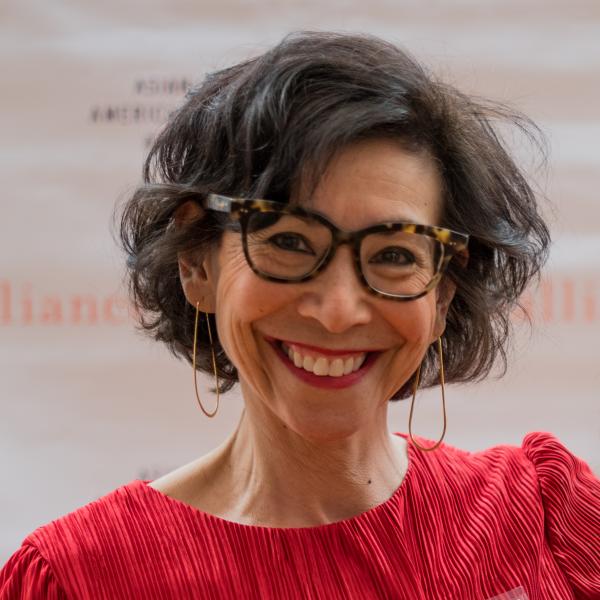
[{"x1": 1, "y1": 432, "x2": 599, "y2": 599}]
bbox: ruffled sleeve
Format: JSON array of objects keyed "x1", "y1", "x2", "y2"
[
  {"x1": 0, "y1": 542, "x2": 66, "y2": 600},
  {"x1": 523, "y1": 432, "x2": 600, "y2": 599}
]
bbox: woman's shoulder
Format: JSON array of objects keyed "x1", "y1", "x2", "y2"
[
  {"x1": 0, "y1": 480, "x2": 209, "y2": 598},
  {"x1": 411, "y1": 430, "x2": 584, "y2": 471},
  {"x1": 404, "y1": 432, "x2": 599, "y2": 596},
  {"x1": 409, "y1": 432, "x2": 598, "y2": 523},
  {"x1": 0, "y1": 541, "x2": 67, "y2": 599},
  {"x1": 24, "y1": 478, "x2": 202, "y2": 558},
  {"x1": 406, "y1": 430, "x2": 598, "y2": 506},
  {"x1": 516, "y1": 432, "x2": 600, "y2": 594},
  {"x1": 0, "y1": 481, "x2": 142, "y2": 598},
  {"x1": 23, "y1": 480, "x2": 150, "y2": 548}
]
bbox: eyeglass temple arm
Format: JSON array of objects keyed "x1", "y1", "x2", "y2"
[
  {"x1": 205, "y1": 194, "x2": 234, "y2": 213},
  {"x1": 452, "y1": 241, "x2": 469, "y2": 265}
]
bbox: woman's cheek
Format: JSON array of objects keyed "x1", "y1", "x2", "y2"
[
  {"x1": 213, "y1": 254, "x2": 277, "y2": 386},
  {"x1": 384, "y1": 296, "x2": 437, "y2": 346}
]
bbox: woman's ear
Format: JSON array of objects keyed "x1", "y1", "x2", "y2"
[
  {"x1": 433, "y1": 277, "x2": 457, "y2": 340},
  {"x1": 175, "y1": 201, "x2": 218, "y2": 313}
]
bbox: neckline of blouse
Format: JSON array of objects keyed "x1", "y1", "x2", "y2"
[{"x1": 137, "y1": 432, "x2": 419, "y2": 533}]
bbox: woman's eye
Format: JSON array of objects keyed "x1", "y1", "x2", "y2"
[
  {"x1": 269, "y1": 233, "x2": 314, "y2": 254},
  {"x1": 371, "y1": 247, "x2": 415, "y2": 265}
]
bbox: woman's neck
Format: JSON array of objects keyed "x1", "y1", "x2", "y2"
[{"x1": 199, "y1": 404, "x2": 409, "y2": 528}]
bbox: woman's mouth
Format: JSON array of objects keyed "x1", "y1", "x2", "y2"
[
  {"x1": 279, "y1": 340, "x2": 368, "y2": 377},
  {"x1": 267, "y1": 338, "x2": 382, "y2": 389}
]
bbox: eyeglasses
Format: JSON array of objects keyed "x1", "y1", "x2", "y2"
[{"x1": 203, "y1": 193, "x2": 469, "y2": 301}]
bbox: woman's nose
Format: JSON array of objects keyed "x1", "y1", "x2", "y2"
[{"x1": 295, "y1": 245, "x2": 373, "y2": 333}]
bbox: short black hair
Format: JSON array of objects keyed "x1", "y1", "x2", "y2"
[{"x1": 118, "y1": 31, "x2": 550, "y2": 399}]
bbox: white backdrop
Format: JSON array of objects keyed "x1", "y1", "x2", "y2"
[{"x1": 1, "y1": 0, "x2": 599, "y2": 562}]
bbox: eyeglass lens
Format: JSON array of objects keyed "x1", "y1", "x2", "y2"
[{"x1": 245, "y1": 211, "x2": 443, "y2": 297}]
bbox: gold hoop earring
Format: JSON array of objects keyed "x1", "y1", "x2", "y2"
[
  {"x1": 192, "y1": 301, "x2": 220, "y2": 417},
  {"x1": 408, "y1": 337, "x2": 447, "y2": 452}
]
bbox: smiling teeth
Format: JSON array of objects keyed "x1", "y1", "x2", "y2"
[{"x1": 281, "y1": 343, "x2": 367, "y2": 377}]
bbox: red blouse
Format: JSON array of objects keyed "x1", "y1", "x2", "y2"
[{"x1": 1, "y1": 432, "x2": 599, "y2": 599}]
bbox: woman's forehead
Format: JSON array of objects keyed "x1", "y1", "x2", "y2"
[{"x1": 292, "y1": 138, "x2": 444, "y2": 226}]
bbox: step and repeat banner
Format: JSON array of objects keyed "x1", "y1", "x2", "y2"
[{"x1": 1, "y1": 1, "x2": 599, "y2": 560}]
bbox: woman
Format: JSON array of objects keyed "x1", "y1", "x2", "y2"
[{"x1": 1, "y1": 31, "x2": 598, "y2": 600}]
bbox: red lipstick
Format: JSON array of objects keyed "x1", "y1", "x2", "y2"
[{"x1": 267, "y1": 338, "x2": 381, "y2": 390}]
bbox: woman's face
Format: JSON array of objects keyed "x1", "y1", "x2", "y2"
[{"x1": 185, "y1": 137, "x2": 452, "y2": 441}]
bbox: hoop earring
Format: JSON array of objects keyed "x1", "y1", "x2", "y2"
[
  {"x1": 192, "y1": 301, "x2": 220, "y2": 417},
  {"x1": 408, "y1": 337, "x2": 447, "y2": 452}
]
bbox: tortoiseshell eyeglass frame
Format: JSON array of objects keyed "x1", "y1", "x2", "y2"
[{"x1": 203, "y1": 193, "x2": 469, "y2": 301}]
